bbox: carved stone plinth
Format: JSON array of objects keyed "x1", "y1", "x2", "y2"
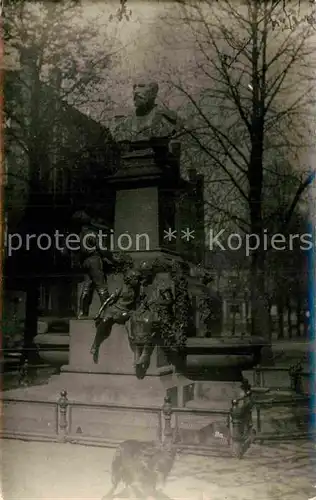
[
  {"x1": 114, "y1": 186, "x2": 160, "y2": 251},
  {"x1": 2, "y1": 316, "x2": 193, "y2": 442},
  {"x1": 43, "y1": 315, "x2": 189, "y2": 407},
  {"x1": 65, "y1": 319, "x2": 136, "y2": 374},
  {"x1": 110, "y1": 148, "x2": 162, "y2": 181},
  {"x1": 5, "y1": 319, "x2": 191, "y2": 408}
]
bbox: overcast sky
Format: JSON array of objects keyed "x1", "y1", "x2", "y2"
[
  {"x1": 5, "y1": 1, "x2": 316, "y2": 169},
  {"x1": 5, "y1": 0, "x2": 315, "y2": 216},
  {"x1": 63, "y1": 0, "x2": 316, "y2": 163},
  {"x1": 64, "y1": 0, "x2": 203, "y2": 120},
  {"x1": 6, "y1": 1, "x2": 316, "y2": 119}
]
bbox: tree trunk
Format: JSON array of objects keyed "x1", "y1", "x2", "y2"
[
  {"x1": 245, "y1": 299, "x2": 251, "y2": 334},
  {"x1": 296, "y1": 294, "x2": 302, "y2": 338},
  {"x1": 287, "y1": 297, "x2": 292, "y2": 339},
  {"x1": 248, "y1": 126, "x2": 268, "y2": 338},
  {"x1": 267, "y1": 299, "x2": 273, "y2": 340},
  {"x1": 303, "y1": 311, "x2": 308, "y2": 338},
  {"x1": 250, "y1": 249, "x2": 269, "y2": 338},
  {"x1": 23, "y1": 284, "x2": 39, "y2": 363},
  {"x1": 247, "y1": 1, "x2": 268, "y2": 338},
  {"x1": 277, "y1": 295, "x2": 284, "y2": 339},
  {"x1": 231, "y1": 307, "x2": 236, "y2": 336}
]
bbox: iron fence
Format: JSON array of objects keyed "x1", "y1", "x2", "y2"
[{"x1": 2, "y1": 389, "x2": 256, "y2": 458}]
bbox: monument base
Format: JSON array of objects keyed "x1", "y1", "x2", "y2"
[
  {"x1": 2, "y1": 319, "x2": 194, "y2": 444},
  {"x1": 55, "y1": 319, "x2": 191, "y2": 405},
  {"x1": 3, "y1": 316, "x2": 265, "y2": 453}
]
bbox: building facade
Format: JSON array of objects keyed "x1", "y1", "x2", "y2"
[{"x1": 4, "y1": 64, "x2": 116, "y2": 352}]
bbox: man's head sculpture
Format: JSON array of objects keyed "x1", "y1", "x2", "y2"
[
  {"x1": 71, "y1": 210, "x2": 91, "y2": 228},
  {"x1": 124, "y1": 269, "x2": 141, "y2": 287},
  {"x1": 133, "y1": 81, "x2": 159, "y2": 115},
  {"x1": 138, "y1": 260, "x2": 154, "y2": 284}
]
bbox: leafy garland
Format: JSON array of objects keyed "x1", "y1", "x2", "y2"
[
  {"x1": 147, "y1": 259, "x2": 191, "y2": 366},
  {"x1": 112, "y1": 256, "x2": 192, "y2": 364},
  {"x1": 111, "y1": 251, "x2": 134, "y2": 274},
  {"x1": 170, "y1": 260, "x2": 192, "y2": 351}
]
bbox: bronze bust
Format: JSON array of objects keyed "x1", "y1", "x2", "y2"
[{"x1": 114, "y1": 80, "x2": 181, "y2": 145}]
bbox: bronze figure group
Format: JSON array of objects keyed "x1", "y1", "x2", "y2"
[
  {"x1": 71, "y1": 223, "x2": 179, "y2": 378},
  {"x1": 73, "y1": 223, "x2": 188, "y2": 378},
  {"x1": 91, "y1": 263, "x2": 154, "y2": 368}
]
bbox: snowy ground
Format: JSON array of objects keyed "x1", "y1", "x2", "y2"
[{"x1": 1, "y1": 438, "x2": 316, "y2": 500}]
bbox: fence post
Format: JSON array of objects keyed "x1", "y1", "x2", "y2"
[
  {"x1": 229, "y1": 390, "x2": 254, "y2": 459},
  {"x1": 256, "y1": 405, "x2": 261, "y2": 434},
  {"x1": 229, "y1": 398, "x2": 243, "y2": 458},
  {"x1": 57, "y1": 390, "x2": 69, "y2": 441},
  {"x1": 241, "y1": 378, "x2": 251, "y2": 394},
  {"x1": 254, "y1": 364, "x2": 262, "y2": 387},
  {"x1": 245, "y1": 389, "x2": 255, "y2": 441},
  {"x1": 289, "y1": 362, "x2": 303, "y2": 394}
]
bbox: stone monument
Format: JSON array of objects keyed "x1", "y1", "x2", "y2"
[
  {"x1": 2, "y1": 80, "x2": 197, "y2": 444},
  {"x1": 3, "y1": 79, "x2": 267, "y2": 454}
]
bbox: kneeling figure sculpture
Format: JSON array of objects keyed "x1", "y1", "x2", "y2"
[
  {"x1": 91, "y1": 259, "x2": 190, "y2": 379},
  {"x1": 130, "y1": 284, "x2": 175, "y2": 379},
  {"x1": 91, "y1": 268, "x2": 146, "y2": 364}
]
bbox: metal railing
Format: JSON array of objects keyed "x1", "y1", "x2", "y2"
[
  {"x1": 250, "y1": 362, "x2": 311, "y2": 441},
  {"x1": 2, "y1": 389, "x2": 255, "y2": 458},
  {"x1": 4, "y1": 361, "x2": 311, "y2": 450}
]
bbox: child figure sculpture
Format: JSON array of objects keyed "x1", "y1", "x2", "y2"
[
  {"x1": 71, "y1": 210, "x2": 113, "y2": 319},
  {"x1": 90, "y1": 263, "x2": 153, "y2": 364},
  {"x1": 130, "y1": 284, "x2": 174, "y2": 379}
]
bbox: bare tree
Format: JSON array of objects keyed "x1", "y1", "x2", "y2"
[
  {"x1": 4, "y1": 0, "x2": 120, "y2": 177},
  {"x1": 4, "y1": 0, "x2": 123, "y2": 234},
  {"x1": 162, "y1": 0, "x2": 316, "y2": 337},
  {"x1": 4, "y1": 0, "x2": 121, "y2": 354}
]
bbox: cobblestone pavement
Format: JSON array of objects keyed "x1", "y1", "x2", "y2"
[{"x1": 1, "y1": 439, "x2": 315, "y2": 500}]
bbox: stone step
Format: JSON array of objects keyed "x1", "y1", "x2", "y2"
[
  {"x1": 253, "y1": 389, "x2": 309, "y2": 405},
  {"x1": 186, "y1": 397, "x2": 232, "y2": 410},
  {"x1": 251, "y1": 387, "x2": 270, "y2": 395},
  {"x1": 182, "y1": 390, "x2": 309, "y2": 440},
  {"x1": 243, "y1": 365, "x2": 310, "y2": 393}
]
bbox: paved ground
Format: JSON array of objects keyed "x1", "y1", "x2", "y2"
[
  {"x1": 1, "y1": 439, "x2": 316, "y2": 500},
  {"x1": 1, "y1": 339, "x2": 313, "y2": 499}
]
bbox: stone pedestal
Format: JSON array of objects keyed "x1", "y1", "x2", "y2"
[
  {"x1": 2, "y1": 315, "x2": 193, "y2": 443},
  {"x1": 107, "y1": 143, "x2": 198, "y2": 256},
  {"x1": 65, "y1": 320, "x2": 172, "y2": 377},
  {"x1": 191, "y1": 380, "x2": 242, "y2": 406},
  {"x1": 114, "y1": 187, "x2": 160, "y2": 251},
  {"x1": 56, "y1": 319, "x2": 190, "y2": 407},
  {"x1": 64, "y1": 320, "x2": 137, "y2": 374}
]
